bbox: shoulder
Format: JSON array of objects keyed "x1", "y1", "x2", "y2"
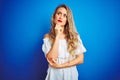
[
  {"x1": 44, "y1": 33, "x2": 50, "y2": 39},
  {"x1": 75, "y1": 33, "x2": 80, "y2": 39}
]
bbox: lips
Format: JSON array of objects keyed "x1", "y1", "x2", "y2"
[{"x1": 58, "y1": 20, "x2": 62, "y2": 22}]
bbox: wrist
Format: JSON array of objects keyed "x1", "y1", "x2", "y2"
[
  {"x1": 55, "y1": 35, "x2": 60, "y2": 40},
  {"x1": 62, "y1": 62, "x2": 69, "y2": 68}
]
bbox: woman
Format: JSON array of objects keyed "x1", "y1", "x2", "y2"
[{"x1": 42, "y1": 4, "x2": 86, "y2": 80}]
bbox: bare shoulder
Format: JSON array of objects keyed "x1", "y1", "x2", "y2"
[{"x1": 44, "y1": 33, "x2": 50, "y2": 38}]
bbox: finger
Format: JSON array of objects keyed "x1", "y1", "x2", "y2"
[
  {"x1": 47, "y1": 58, "x2": 50, "y2": 63},
  {"x1": 55, "y1": 24, "x2": 59, "y2": 29},
  {"x1": 56, "y1": 24, "x2": 60, "y2": 27},
  {"x1": 52, "y1": 59, "x2": 57, "y2": 63},
  {"x1": 47, "y1": 58, "x2": 53, "y2": 65},
  {"x1": 55, "y1": 26, "x2": 58, "y2": 29},
  {"x1": 60, "y1": 29, "x2": 62, "y2": 32}
]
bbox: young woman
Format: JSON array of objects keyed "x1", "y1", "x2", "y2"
[{"x1": 42, "y1": 4, "x2": 86, "y2": 80}]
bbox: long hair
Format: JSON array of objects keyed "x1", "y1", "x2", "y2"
[{"x1": 49, "y1": 4, "x2": 80, "y2": 55}]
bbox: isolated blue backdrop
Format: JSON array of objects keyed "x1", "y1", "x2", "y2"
[{"x1": 0, "y1": 0, "x2": 120, "y2": 80}]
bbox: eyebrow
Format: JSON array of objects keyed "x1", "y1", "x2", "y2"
[{"x1": 57, "y1": 11, "x2": 67, "y2": 15}]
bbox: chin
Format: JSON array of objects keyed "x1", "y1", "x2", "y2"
[{"x1": 57, "y1": 23, "x2": 62, "y2": 25}]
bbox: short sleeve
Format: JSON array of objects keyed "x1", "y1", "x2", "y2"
[
  {"x1": 42, "y1": 38, "x2": 51, "y2": 56},
  {"x1": 75, "y1": 35, "x2": 87, "y2": 55}
]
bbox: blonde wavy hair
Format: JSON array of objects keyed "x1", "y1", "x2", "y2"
[{"x1": 49, "y1": 4, "x2": 80, "y2": 55}]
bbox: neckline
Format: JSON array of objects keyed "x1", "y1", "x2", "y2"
[
  {"x1": 59, "y1": 39, "x2": 66, "y2": 41},
  {"x1": 44, "y1": 38, "x2": 66, "y2": 41},
  {"x1": 59, "y1": 39, "x2": 65, "y2": 40}
]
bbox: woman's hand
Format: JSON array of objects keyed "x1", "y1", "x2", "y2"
[
  {"x1": 55, "y1": 24, "x2": 63, "y2": 37},
  {"x1": 47, "y1": 53, "x2": 84, "y2": 68},
  {"x1": 47, "y1": 58, "x2": 63, "y2": 69}
]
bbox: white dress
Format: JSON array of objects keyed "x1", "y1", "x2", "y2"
[{"x1": 42, "y1": 35, "x2": 86, "y2": 80}]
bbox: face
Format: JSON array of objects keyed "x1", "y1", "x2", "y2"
[{"x1": 54, "y1": 7, "x2": 67, "y2": 27}]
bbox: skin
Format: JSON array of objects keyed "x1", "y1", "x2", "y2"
[
  {"x1": 44, "y1": 7, "x2": 84, "y2": 69},
  {"x1": 54, "y1": 7, "x2": 67, "y2": 27}
]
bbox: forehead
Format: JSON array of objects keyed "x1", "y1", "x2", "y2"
[{"x1": 56, "y1": 7, "x2": 67, "y2": 14}]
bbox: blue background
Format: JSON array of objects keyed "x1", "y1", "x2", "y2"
[{"x1": 0, "y1": 0, "x2": 120, "y2": 80}]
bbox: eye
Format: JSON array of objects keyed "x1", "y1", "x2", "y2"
[
  {"x1": 57, "y1": 12, "x2": 61, "y2": 15},
  {"x1": 63, "y1": 14, "x2": 67, "y2": 18}
]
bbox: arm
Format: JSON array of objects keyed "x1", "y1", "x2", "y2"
[
  {"x1": 62, "y1": 53, "x2": 84, "y2": 68},
  {"x1": 44, "y1": 34, "x2": 59, "y2": 60},
  {"x1": 45, "y1": 24, "x2": 66, "y2": 66},
  {"x1": 48, "y1": 53, "x2": 84, "y2": 69},
  {"x1": 45, "y1": 24, "x2": 62, "y2": 61}
]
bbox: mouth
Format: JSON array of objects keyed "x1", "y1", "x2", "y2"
[{"x1": 58, "y1": 20, "x2": 62, "y2": 22}]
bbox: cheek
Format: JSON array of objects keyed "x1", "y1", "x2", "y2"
[
  {"x1": 53, "y1": 16, "x2": 57, "y2": 23},
  {"x1": 54, "y1": 15, "x2": 59, "y2": 22},
  {"x1": 55, "y1": 14, "x2": 59, "y2": 19},
  {"x1": 63, "y1": 19, "x2": 67, "y2": 24}
]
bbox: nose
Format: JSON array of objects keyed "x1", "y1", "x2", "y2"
[{"x1": 59, "y1": 15, "x2": 63, "y2": 19}]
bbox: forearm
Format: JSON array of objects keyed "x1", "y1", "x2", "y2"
[
  {"x1": 61, "y1": 54, "x2": 84, "y2": 68},
  {"x1": 46, "y1": 37, "x2": 59, "y2": 59}
]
